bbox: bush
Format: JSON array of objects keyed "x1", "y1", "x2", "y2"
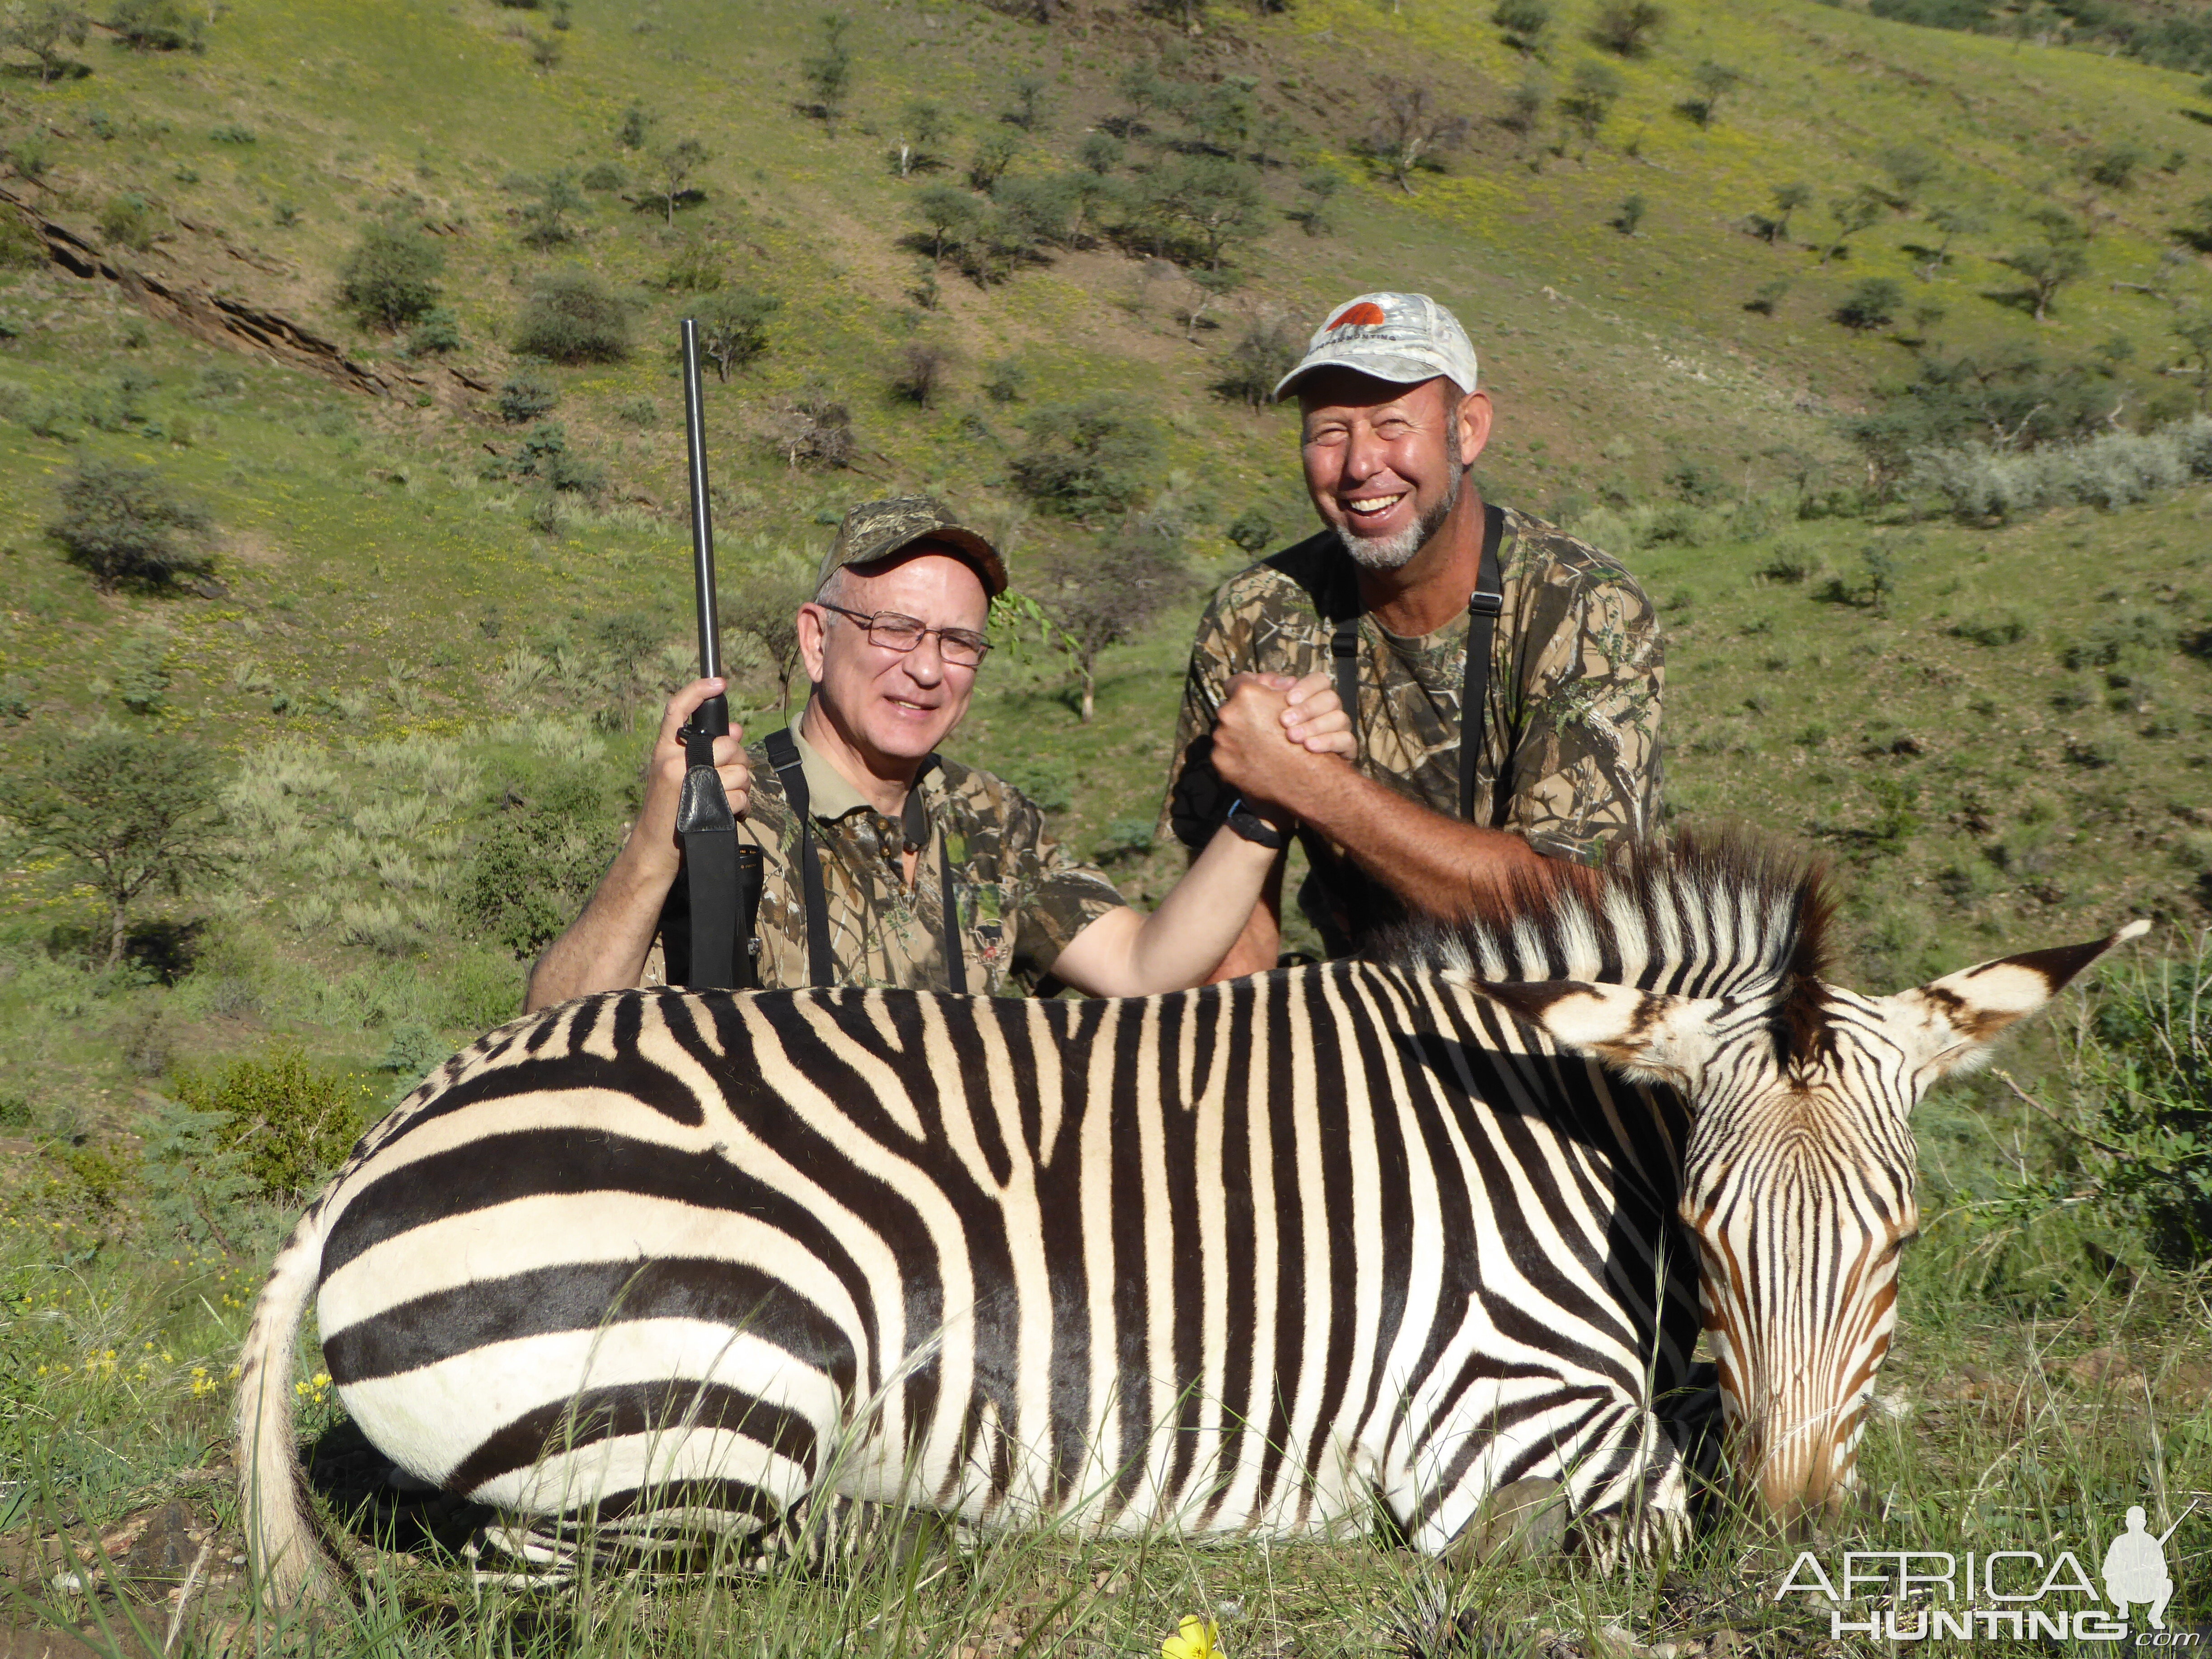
[
  {"x1": 1910, "y1": 420, "x2": 2212, "y2": 522},
  {"x1": 1833, "y1": 277, "x2": 1902, "y2": 332},
  {"x1": 337, "y1": 219, "x2": 445, "y2": 329},
  {"x1": 0, "y1": 211, "x2": 45, "y2": 270},
  {"x1": 49, "y1": 459, "x2": 212, "y2": 591},
  {"x1": 581, "y1": 160, "x2": 626, "y2": 191},
  {"x1": 1590, "y1": 0, "x2": 1665, "y2": 55},
  {"x1": 167, "y1": 1047, "x2": 377, "y2": 1205},
  {"x1": 497, "y1": 370, "x2": 558, "y2": 424},
  {"x1": 404, "y1": 305, "x2": 462, "y2": 356},
  {"x1": 1211, "y1": 316, "x2": 1300, "y2": 409},
  {"x1": 459, "y1": 773, "x2": 614, "y2": 956},
  {"x1": 511, "y1": 268, "x2": 630, "y2": 363},
  {"x1": 108, "y1": 0, "x2": 201, "y2": 50},
  {"x1": 1950, "y1": 609, "x2": 2030, "y2": 647},
  {"x1": 98, "y1": 193, "x2": 159, "y2": 252},
  {"x1": 692, "y1": 287, "x2": 780, "y2": 380},
  {"x1": 1009, "y1": 398, "x2": 1159, "y2": 519}
]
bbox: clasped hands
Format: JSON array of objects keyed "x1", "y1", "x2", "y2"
[{"x1": 1211, "y1": 670, "x2": 1356, "y2": 834}]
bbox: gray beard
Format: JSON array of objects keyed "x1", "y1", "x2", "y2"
[{"x1": 1333, "y1": 463, "x2": 1463, "y2": 572}]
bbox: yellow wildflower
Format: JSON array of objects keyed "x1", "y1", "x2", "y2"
[{"x1": 1163, "y1": 1617, "x2": 1222, "y2": 1659}]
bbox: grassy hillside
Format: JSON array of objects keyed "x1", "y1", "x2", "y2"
[{"x1": 0, "y1": 0, "x2": 2207, "y2": 1649}]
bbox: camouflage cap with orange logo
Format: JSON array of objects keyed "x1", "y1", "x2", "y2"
[{"x1": 1271, "y1": 291, "x2": 1481, "y2": 403}]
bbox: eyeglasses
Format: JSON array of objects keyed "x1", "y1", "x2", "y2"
[{"x1": 819, "y1": 604, "x2": 993, "y2": 667}]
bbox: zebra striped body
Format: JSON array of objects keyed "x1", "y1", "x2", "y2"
[
  {"x1": 294, "y1": 964, "x2": 1704, "y2": 1558},
  {"x1": 239, "y1": 838, "x2": 2141, "y2": 1603}
]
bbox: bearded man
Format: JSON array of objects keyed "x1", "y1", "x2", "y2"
[{"x1": 1159, "y1": 291, "x2": 1664, "y2": 974}]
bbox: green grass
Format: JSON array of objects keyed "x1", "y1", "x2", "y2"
[{"x1": 3, "y1": 0, "x2": 2212, "y2": 1647}]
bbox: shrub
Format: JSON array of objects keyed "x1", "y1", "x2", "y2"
[
  {"x1": 1010, "y1": 398, "x2": 1159, "y2": 519},
  {"x1": 1493, "y1": 0, "x2": 1552, "y2": 49},
  {"x1": 108, "y1": 0, "x2": 201, "y2": 50},
  {"x1": 580, "y1": 160, "x2": 626, "y2": 191},
  {"x1": 49, "y1": 459, "x2": 212, "y2": 591},
  {"x1": 890, "y1": 342, "x2": 949, "y2": 407},
  {"x1": 0, "y1": 211, "x2": 45, "y2": 270},
  {"x1": 511, "y1": 268, "x2": 630, "y2": 362},
  {"x1": 112, "y1": 630, "x2": 171, "y2": 714},
  {"x1": 1832, "y1": 277, "x2": 1902, "y2": 332},
  {"x1": 403, "y1": 305, "x2": 461, "y2": 356},
  {"x1": 337, "y1": 219, "x2": 445, "y2": 329},
  {"x1": 766, "y1": 390, "x2": 854, "y2": 470},
  {"x1": 1211, "y1": 315, "x2": 1300, "y2": 410},
  {"x1": 459, "y1": 773, "x2": 614, "y2": 956},
  {"x1": 1590, "y1": 0, "x2": 1665, "y2": 55},
  {"x1": 693, "y1": 287, "x2": 780, "y2": 380},
  {"x1": 1950, "y1": 610, "x2": 2030, "y2": 647},
  {"x1": 660, "y1": 236, "x2": 723, "y2": 292},
  {"x1": 1226, "y1": 506, "x2": 1274, "y2": 554},
  {"x1": 982, "y1": 357, "x2": 1028, "y2": 404},
  {"x1": 616, "y1": 396, "x2": 656, "y2": 427},
  {"x1": 1094, "y1": 818, "x2": 1155, "y2": 862},
  {"x1": 98, "y1": 192, "x2": 159, "y2": 252},
  {"x1": 209, "y1": 123, "x2": 253, "y2": 144},
  {"x1": 497, "y1": 370, "x2": 558, "y2": 424},
  {"x1": 168, "y1": 1047, "x2": 376, "y2": 1204}
]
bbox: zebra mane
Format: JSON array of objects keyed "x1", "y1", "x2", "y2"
[{"x1": 1373, "y1": 831, "x2": 1836, "y2": 1016}]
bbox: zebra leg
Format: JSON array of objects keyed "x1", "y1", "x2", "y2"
[{"x1": 1556, "y1": 1405, "x2": 1694, "y2": 1573}]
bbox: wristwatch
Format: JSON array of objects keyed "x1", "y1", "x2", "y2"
[{"x1": 1223, "y1": 796, "x2": 1287, "y2": 851}]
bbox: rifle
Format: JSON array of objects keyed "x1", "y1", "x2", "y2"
[{"x1": 658, "y1": 317, "x2": 763, "y2": 989}]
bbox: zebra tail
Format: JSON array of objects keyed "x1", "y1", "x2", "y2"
[{"x1": 234, "y1": 1205, "x2": 342, "y2": 1610}]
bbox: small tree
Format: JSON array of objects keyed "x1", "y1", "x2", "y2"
[
  {"x1": 1078, "y1": 132, "x2": 1124, "y2": 176},
  {"x1": 337, "y1": 218, "x2": 445, "y2": 328},
  {"x1": 520, "y1": 170, "x2": 585, "y2": 248},
  {"x1": 914, "y1": 183, "x2": 985, "y2": 264},
  {"x1": 1212, "y1": 313, "x2": 1300, "y2": 408},
  {"x1": 1764, "y1": 179, "x2": 1811, "y2": 243},
  {"x1": 1492, "y1": 0, "x2": 1552, "y2": 55},
  {"x1": 694, "y1": 287, "x2": 781, "y2": 380},
  {"x1": 0, "y1": 727, "x2": 227, "y2": 967},
  {"x1": 1502, "y1": 76, "x2": 1549, "y2": 158},
  {"x1": 50, "y1": 459, "x2": 212, "y2": 591},
  {"x1": 1559, "y1": 59, "x2": 1623, "y2": 151},
  {"x1": 513, "y1": 268, "x2": 631, "y2": 361},
  {"x1": 1143, "y1": 155, "x2": 1266, "y2": 267},
  {"x1": 889, "y1": 341, "x2": 949, "y2": 407},
  {"x1": 1920, "y1": 203, "x2": 1981, "y2": 271},
  {"x1": 1876, "y1": 144, "x2": 1939, "y2": 209},
  {"x1": 107, "y1": 0, "x2": 199, "y2": 51},
  {"x1": 1292, "y1": 165, "x2": 1344, "y2": 235},
  {"x1": 1590, "y1": 0, "x2": 1665, "y2": 56},
  {"x1": 1818, "y1": 187, "x2": 1884, "y2": 265},
  {"x1": 799, "y1": 13, "x2": 853, "y2": 134},
  {"x1": 1832, "y1": 276, "x2": 1902, "y2": 332},
  {"x1": 719, "y1": 557, "x2": 814, "y2": 717},
  {"x1": 1685, "y1": 59, "x2": 1741, "y2": 127},
  {"x1": 649, "y1": 137, "x2": 708, "y2": 227},
  {"x1": 1033, "y1": 531, "x2": 1191, "y2": 722},
  {"x1": 1611, "y1": 193, "x2": 1645, "y2": 234},
  {"x1": 2173, "y1": 314, "x2": 2212, "y2": 409},
  {"x1": 2, "y1": 1, "x2": 89, "y2": 83},
  {"x1": 967, "y1": 130, "x2": 1020, "y2": 192},
  {"x1": 1999, "y1": 238, "x2": 2088, "y2": 322},
  {"x1": 498, "y1": 370, "x2": 558, "y2": 424},
  {"x1": 1011, "y1": 399, "x2": 1159, "y2": 520},
  {"x1": 1364, "y1": 78, "x2": 1470, "y2": 194},
  {"x1": 895, "y1": 99, "x2": 949, "y2": 176},
  {"x1": 617, "y1": 104, "x2": 651, "y2": 149},
  {"x1": 1002, "y1": 74, "x2": 1048, "y2": 132},
  {"x1": 1179, "y1": 265, "x2": 1244, "y2": 342}
]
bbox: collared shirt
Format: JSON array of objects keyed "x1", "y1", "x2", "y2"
[
  {"x1": 1157, "y1": 504, "x2": 1664, "y2": 954},
  {"x1": 650, "y1": 726, "x2": 1128, "y2": 996}
]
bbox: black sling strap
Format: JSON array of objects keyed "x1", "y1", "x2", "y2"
[
  {"x1": 763, "y1": 727, "x2": 966, "y2": 993},
  {"x1": 1330, "y1": 501, "x2": 1508, "y2": 825}
]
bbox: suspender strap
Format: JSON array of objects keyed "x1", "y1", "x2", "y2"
[
  {"x1": 763, "y1": 727, "x2": 967, "y2": 994},
  {"x1": 1328, "y1": 501, "x2": 1509, "y2": 826},
  {"x1": 1460, "y1": 501, "x2": 1507, "y2": 825},
  {"x1": 763, "y1": 728, "x2": 834, "y2": 988}
]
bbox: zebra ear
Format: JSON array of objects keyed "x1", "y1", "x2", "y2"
[
  {"x1": 1465, "y1": 977, "x2": 1720, "y2": 1086},
  {"x1": 1885, "y1": 919, "x2": 2149, "y2": 1077}
]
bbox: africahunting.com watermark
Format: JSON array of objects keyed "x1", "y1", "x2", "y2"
[{"x1": 1776, "y1": 1504, "x2": 2200, "y2": 1644}]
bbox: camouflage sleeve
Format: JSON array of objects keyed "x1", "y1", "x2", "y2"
[
  {"x1": 1503, "y1": 566, "x2": 1664, "y2": 865},
  {"x1": 1003, "y1": 792, "x2": 1130, "y2": 978},
  {"x1": 1156, "y1": 586, "x2": 1244, "y2": 850}
]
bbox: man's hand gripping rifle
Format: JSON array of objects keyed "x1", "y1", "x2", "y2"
[{"x1": 660, "y1": 317, "x2": 764, "y2": 989}]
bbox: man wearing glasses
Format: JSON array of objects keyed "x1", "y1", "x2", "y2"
[{"x1": 526, "y1": 497, "x2": 1349, "y2": 1006}]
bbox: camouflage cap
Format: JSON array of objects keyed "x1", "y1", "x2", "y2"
[
  {"x1": 1273, "y1": 291, "x2": 1481, "y2": 402},
  {"x1": 815, "y1": 497, "x2": 1008, "y2": 599}
]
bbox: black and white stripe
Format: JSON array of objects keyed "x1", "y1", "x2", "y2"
[{"x1": 237, "y1": 837, "x2": 2139, "y2": 1600}]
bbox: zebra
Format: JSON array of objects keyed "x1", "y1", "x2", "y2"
[{"x1": 236, "y1": 836, "x2": 2143, "y2": 1604}]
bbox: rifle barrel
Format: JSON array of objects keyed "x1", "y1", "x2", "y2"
[{"x1": 680, "y1": 318, "x2": 726, "y2": 726}]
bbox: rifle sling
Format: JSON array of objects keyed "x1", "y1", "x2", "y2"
[
  {"x1": 1329, "y1": 501, "x2": 1508, "y2": 826},
  {"x1": 763, "y1": 728, "x2": 965, "y2": 993}
]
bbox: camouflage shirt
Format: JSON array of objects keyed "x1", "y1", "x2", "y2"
[
  {"x1": 1159, "y1": 504, "x2": 1664, "y2": 952},
  {"x1": 655, "y1": 725, "x2": 1128, "y2": 996}
]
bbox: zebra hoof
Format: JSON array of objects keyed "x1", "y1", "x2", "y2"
[{"x1": 1448, "y1": 1478, "x2": 1567, "y2": 1565}]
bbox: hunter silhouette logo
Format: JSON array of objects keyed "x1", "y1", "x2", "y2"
[
  {"x1": 2103, "y1": 1504, "x2": 2191, "y2": 1631},
  {"x1": 1775, "y1": 1500, "x2": 2198, "y2": 1642}
]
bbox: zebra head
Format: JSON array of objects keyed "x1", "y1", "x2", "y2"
[{"x1": 1476, "y1": 910, "x2": 2148, "y2": 1530}]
